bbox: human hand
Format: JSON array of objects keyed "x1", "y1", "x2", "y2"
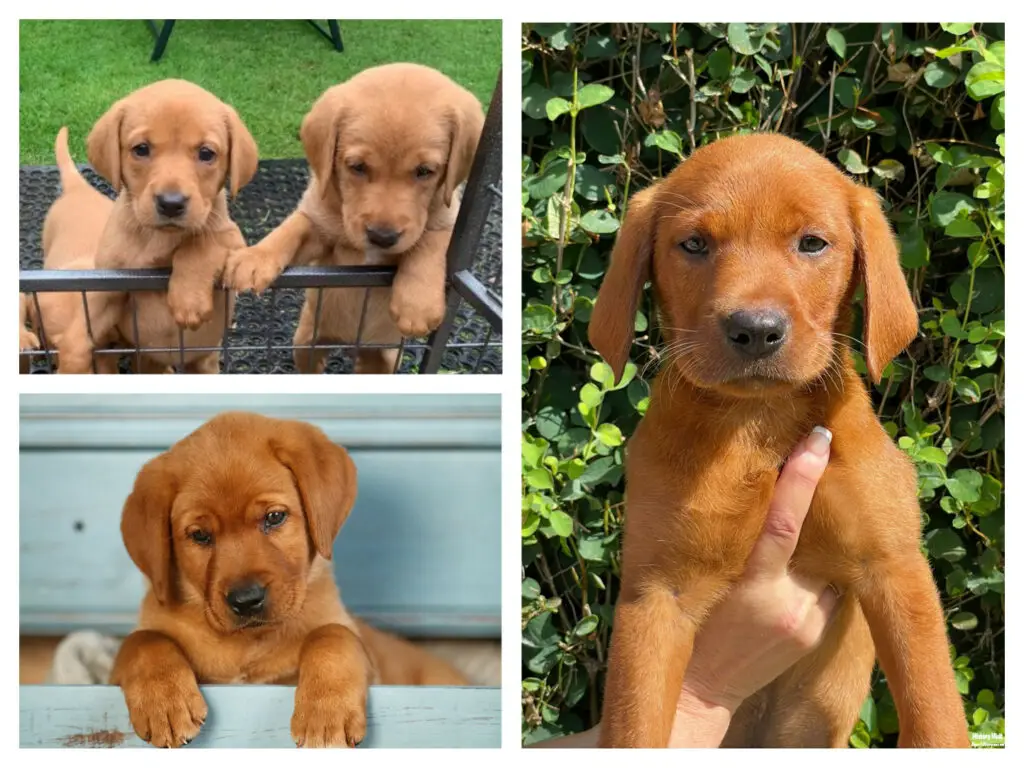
[{"x1": 670, "y1": 426, "x2": 838, "y2": 747}]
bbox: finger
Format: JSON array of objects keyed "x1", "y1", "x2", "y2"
[{"x1": 745, "y1": 426, "x2": 832, "y2": 576}]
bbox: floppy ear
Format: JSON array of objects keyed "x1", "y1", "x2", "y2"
[
  {"x1": 225, "y1": 105, "x2": 258, "y2": 197},
  {"x1": 441, "y1": 90, "x2": 485, "y2": 206},
  {"x1": 86, "y1": 99, "x2": 126, "y2": 191},
  {"x1": 588, "y1": 181, "x2": 663, "y2": 382},
  {"x1": 850, "y1": 184, "x2": 919, "y2": 383},
  {"x1": 300, "y1": 87, "x2": 344, "y2": 199},
  {"x1": 273, "y1": 422, "x2": 358, "y2": 560},
  {"x1": 121, "y1": 454, "x2": 178, "y2": 605}
]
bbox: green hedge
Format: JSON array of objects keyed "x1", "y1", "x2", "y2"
[{"x1": 521, "y1": 23, "x2": 1004, "y2": 748}]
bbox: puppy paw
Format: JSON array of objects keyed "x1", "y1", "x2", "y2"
[
  {"x1": 389, "y1": 296, "x2": 445, "y2": 338},
  {"x1": 291, "y1": 684, "x2": 366, "y2": 748},
  {"x1": 20, "y1": 328, "x2": 39, "y2": 351},
  {"x1": 122, "y1": 674, "x2": 207, "y2": 748},
  {"x1": 167, "y1": 290, "x2": 214, "y2": 331},
  {"x1": 225, "y1": 246, "x2": 282, "y2": 295}
]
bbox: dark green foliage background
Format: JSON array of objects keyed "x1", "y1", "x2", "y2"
[{"x1": 521, "y1": 23, "x2": 1004, "y2": 747}]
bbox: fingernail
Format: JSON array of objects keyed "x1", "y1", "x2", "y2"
[{"x1": 807, "y1": 426, "x2": 832, "y2": 456}]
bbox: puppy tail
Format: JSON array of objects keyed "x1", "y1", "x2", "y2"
[{"x1": 54, "y1": 127, "x2": 89, "y2": 193}]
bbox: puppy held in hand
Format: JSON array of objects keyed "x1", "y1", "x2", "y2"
[
  {"x1": 590, "y1": 134, "x2": 968, "y2": 747},
  {"x1": 111, "y1": 413, "x2": 466, "y2": 748},
  {"x1": 225, "y1": 63, "x2": 484, "y2": 373},
  {"x1": 85, "y1": 79, "x2": 257, "y2": 373}
]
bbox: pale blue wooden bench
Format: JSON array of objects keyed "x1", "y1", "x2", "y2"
[{"x1": 19, "y1": 394, "x2": 501, "y2": 748}]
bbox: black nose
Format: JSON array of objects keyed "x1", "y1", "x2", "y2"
[
  {"x1": 225, "y1": 581, "x2": 267, "y2": 617},
  {"x1": 723, "y1": 309, "x2": 790, "y2": 358},
  {"x1": 365, "y1": 225, "x2": 400, "y2": 248},
  {"x1": 155, "y1": 192, "x2": 189, "y2": 219}
]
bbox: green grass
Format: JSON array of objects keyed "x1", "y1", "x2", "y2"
[{"x1": 19, "y1": 19, "x2": 501, "y2": 163}]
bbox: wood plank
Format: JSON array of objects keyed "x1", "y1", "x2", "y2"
[
  {"x1": 20, "y1": 685, "x2": 500, "y2": 748},
  {"x1": 20, "y1": 394, "x2": 500, "y2": 448}
]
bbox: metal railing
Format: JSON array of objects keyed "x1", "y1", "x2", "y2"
[{"x1": 19, "y1": 72, "x2": 502, "y2": 375}]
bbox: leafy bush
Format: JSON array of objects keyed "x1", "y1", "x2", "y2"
[{"x1": 521, "y1": 22, "x2": 1004, "y2": 748}]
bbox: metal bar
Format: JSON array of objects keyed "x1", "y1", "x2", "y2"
[
  {"x1": 79, "y1": 291, "x2": 98, "y2": 374},
  {"x1": 19, "y1": 265, "x2": 396, "y2": 293},
  {"x1": 306, "y1": 21, "x2": 344, "y2": 51},
  {"x1": 423, "y1": 69, "x2": 502, "y2": 374},
  {"x1": 452, "y1": 270, "x2": 503, "y2": 332},
  {"x1": 472, "y1": 327, "x2": 494, "y2": 374},
  {"x1": 28, "y1": 292, "x2": 53, "y2": 374},
  {"x1": 221, "y1": 287, "x2": 230, "y2": 374},
  {"x1": 178, "y1": 328, "x2": 185, "y2": 372},
  {"x1": 149, "y1": 20, "x2": 176, "y2": 63},
  {"x1": 352, "y1": 288, "x2": 371, "y2": 370},
  {"x1": 130, "y1": 293, "x2": 142, "y2": 373},
  {"x1": 392, "y1": 337, "x2": 406, "y2": 374}
]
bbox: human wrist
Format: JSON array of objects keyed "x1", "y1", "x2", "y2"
[{"x1": 668, "y1": 684, "x2": 734, "y2": 748}]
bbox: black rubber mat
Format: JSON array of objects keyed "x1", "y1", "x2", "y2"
[{"x1": 20, "y1": 160, "x2": 502, "y2": 374}]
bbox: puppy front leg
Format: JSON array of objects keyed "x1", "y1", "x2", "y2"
[
  {"x1": 167, "y1": 240, "x2": 229, "y2": 331},
  {"x1": 858, "y1": 553, "x2": 970, "y2": 747},
  {"x1": 292, "y1": 623, "x2": 372, "y2": 748},
  {"x1": 389, "y1": 229, "x2": 449, "y2": 337},
  {"x1": 225, "y1": 211, "x2": 318, "y2": 294},
  {"x1": 111, "y1": 630, "x2": 207, "y2": 748},
  {"x1": 600, "y1": 581, "x2": 717, "y2": 747}
]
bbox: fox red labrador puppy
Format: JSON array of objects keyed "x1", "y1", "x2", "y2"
[
  {"x1": 112, "y1": 413, "x2": 465, "y2": 748},
  {"x1": 589, "y1": 133, "x2": 968, "y2": 748}
]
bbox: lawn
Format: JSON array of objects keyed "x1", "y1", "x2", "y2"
[{"x1": 19, "y1": 19, "x2": 501, "y2": 164}]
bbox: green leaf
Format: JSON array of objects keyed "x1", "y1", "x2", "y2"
[
  {"x1": 872, "y1": 159, "x2": 905, "y2": 181},
  {"x1": 594, "y1": 423, "x2": 623, "y2": 447},
  {"x1": 899, "y1": 225, "x2": 930, "y2": 268},
  {"x1": 954, "y1": 376, "x2": 981, "y2": 404},
  {"x1": 523, "y1": 303, "x2": 557, "y2": 335},
  {"x1": 833, "y1": 77, "x2": 859, "y2": 109},
  {"x1": 580, "y1": 209, "x2": 620, "y2": 235},
  {"x1": 939, "y1": 23, "x2": 974, "y2": 35},
  {"x1": 576, "y1": 83, "x2": 615, "y2": 110},
  {"x1": 946, "y1": 469, "x2": 983, "y2": 503},
  {"x1": 730, "y1": 69, "x2": 759, "y2": 93},
  {"x1": 522, "y1": 577, "x2": 541, "y2": 600},
  {"x1": 930, "y1": 192, "x2": 977, "y2": 227},
  {"x1": 706, "y1": 47, "x2": 732, "y2": 80},
  {"x1": 924, "y1": 60, "x2": 958, "y2": 89},
  {"x1": 525, "y1": 468, "x2": 554, "y2": 491},
  {"x1": 950, "y1": 611, "x2": 978, "y2": 631},
  {"x1": 917, "y1": 447, "x2": 948, "y2": 467},
  {"x1": 826, "y1": 27, "x2": 846, "y2": 59},
  {"x1": 945, "y1": 219, "x2": 983, "y2": 238},
  {"x1": 965, "y1": 62, "x2": 1005, "y2": 101},
  {"x1": 645, "y1": 130, "x2": 684, "y2": 157},
  {"x1": 838, "y1": 148, "x2": 869, "y2": 174},
  {"x1": 573, "y1": 615, "x2": 599, "y2": 637},
  {"x1": 927, "y1": 528, "x2": 966, "y2": 562},
  {"x1": 545, "y1": 97, "x2": 571, "y2": 121},
  {"x1": 974, "y1": 344, "x2": 998, "y2": 367},
  {"x1": 523, "y1": 83, "x2": 557, "y2": 120},
  {"x1": 548, "y1": 509, "x2": 574, "y2": 537},
  {"x1": 726, "y1": 23, "x2": 760, "y2": 55}
]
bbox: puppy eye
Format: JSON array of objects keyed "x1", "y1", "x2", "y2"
[
  {"x1": 189, "y1": 529, "x2": 213, "y2": 546},
  {"x1": 680, "y1": 236, "x2": 708, "y2": 255},
  {"x1": 264, "y1": 510, "x2": 287, "y2": 531},
  {"x1": 348, "y1": 162, "x2": 367, "y2": 176},
  {"x1": 415, "y1": 165, "x2": 435, "y2": 179},
  {"x1": 197, "y1": 146, "x2": 216, "y2": 163},
  {"x1": 131, "y1": 143, "x2": 150, "y2": 159},
  {"x1": 799, "y1": 235, "x2": 829, "y2": 254}
]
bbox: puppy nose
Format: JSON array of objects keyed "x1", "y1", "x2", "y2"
[
  {"x1": 225, "y1": 581, "x2": 267, "y2": 617},
  {"x1": 365, "y1": 225, "x2": 401, "y2": 248},
  {"x1": 155, "y1": 192, "x2": 189, "y2": 219},
  {"x1": 723, "y1": 309, "x2": 790, "y2": 358}
]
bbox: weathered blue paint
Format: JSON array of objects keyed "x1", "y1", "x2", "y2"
[{"x1": 20, "y1": 685, "x2": 501, "y2": 748}]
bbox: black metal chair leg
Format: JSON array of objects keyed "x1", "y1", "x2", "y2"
[
  {"x1": 147, "y1": 20, "x2": 176, "y2": 62},
  {"x1": 306, "y1": 20, "x2": 344, "y2": 52}
]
